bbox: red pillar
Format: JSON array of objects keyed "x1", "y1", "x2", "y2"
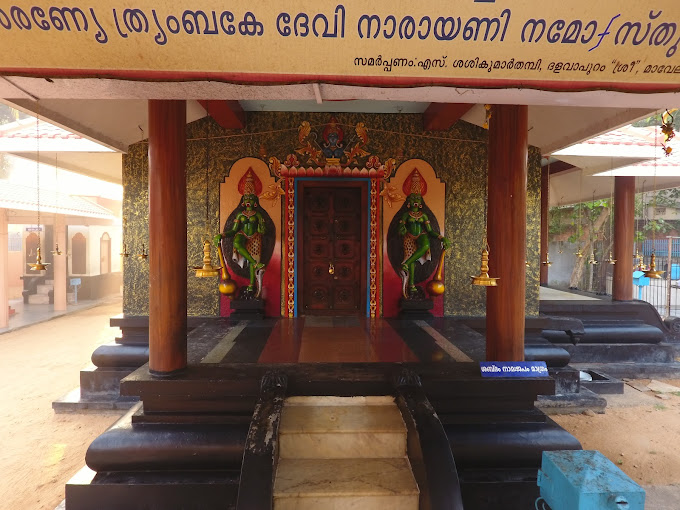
[
  {"x1": 53, "y1": 214, "x2": 67, "y2": 311},
  {"x1": 148, "y1": 100, "x2": 187, "y2": 376},
  {"x1": 613, "y1": 176, "x2": 635, "y2": 301},
  {"x1": 540, "y1": 166, "x2": 549, "y2": 286},
  {"x1": 486, "y1": 105, "x2": 528, "y2": 361}
]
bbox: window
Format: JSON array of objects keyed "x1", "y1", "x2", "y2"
[{"x1": 9, "y1": 232, "x2": 21, "y2": 252}]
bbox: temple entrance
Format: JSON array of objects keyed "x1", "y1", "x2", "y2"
[{"x1": 299, "y1": 182, "x2": 367, "y2": 315}]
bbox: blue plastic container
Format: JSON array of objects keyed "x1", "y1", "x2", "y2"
[{"x1": 537, "y1": 450, "x2": 645, "y2": 510}]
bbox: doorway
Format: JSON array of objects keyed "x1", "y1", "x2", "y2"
[{"x1": 298, "y1": 181, "x2": 368, "y2": 315}]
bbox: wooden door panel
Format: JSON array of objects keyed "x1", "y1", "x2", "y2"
[
  {"x1": 333, "y1": 285, "x2": 357, "y2": 310},
  {"x1": 302, "y1": 185, "x2": 364, "y2": 314}
]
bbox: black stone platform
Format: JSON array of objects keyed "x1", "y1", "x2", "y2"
[
  {"x1": 398, "y1": 297, "x2": 434, "y2": 319},
  {"x1": 540, "y1": 299, "x2": 677, "y2": 342},
  {"x1": 230, "y1": 298, "x2": 265, "y2": 320},
  {"x1": 67, "y1": 362, "x2": 580, "y2": 510},
  {"x1": 53, "y1": 315, "x2": 207, "y2": 412}
]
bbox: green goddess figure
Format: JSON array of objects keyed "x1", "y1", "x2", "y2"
[
  {"x1": 398, "y1": 169, "x2": 450, "y2": 298},
  {"x1": 215, "y1": 169, "x2": 266, "y2": 298}
]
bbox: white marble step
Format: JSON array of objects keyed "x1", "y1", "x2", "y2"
[
  {"x1": 36, "y1": 284, "x2": 53, "y2": 294},
  {"x1": 279, "y1": 401, "x2": 406, "y2": 459},
  {"x1": 28, "y1": 293, "x2": 50, "y2": 304},
  {"x1": 273, "y1": 458, "x2": 419, "y2": 510}
]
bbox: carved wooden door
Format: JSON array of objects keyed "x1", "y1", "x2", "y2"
[{"x1": 302, "y1": 185, "x2": 364, "y2": 314}]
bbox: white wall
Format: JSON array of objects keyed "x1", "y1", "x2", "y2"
[{"x1": 67, "y1": 224, "x2": 122, "y2": 277}]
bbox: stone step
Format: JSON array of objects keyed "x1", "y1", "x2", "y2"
[
  {"x1": 279, "y1": 397, "x2": 406, "y2": 459},
  {"x1": 44, "y1": 279, "x2": 54, "y2": 285},
  {"x1": 36, "y1": 284, "x2": 53, "y2": 294},
  {"x1": 28, "y1": 293, "x2": 50, "y2": 304},
  {"x1": 273, "y1": 458, "x2": 419, "y2": 510}
]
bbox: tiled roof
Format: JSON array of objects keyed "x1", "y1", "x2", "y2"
[
  {"x1": 0, "y1": 182, "x2": 116, "y2": 219},
  {"x1": 584, "y1": 126, "x2": 660, "y2": 147},
  {"x1": 0, "y1": 117, "x2": 82, "y2": 140}
]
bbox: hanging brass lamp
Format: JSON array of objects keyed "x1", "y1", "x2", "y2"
[
  {"x1": 643, "y1": 252, "x2": 664, "y2": 279},
  {"x1": 542, "y1": 158, "x2": 553, "y2": 268},
  {"x1": 28, "y1": 246, "x2": 49, "y2": 271},
  {"x1": 587, "y1": 252, "x2": 598, "y2": 265},
  {"x1": 120, "y1": 243, "x2": 130, "y2": 257},
  {"x1": 51, "y1": 153, "x2": 63, "y2": 256},
  {"x1": 192, "y1": 239, "x2": 221, "y2": 278},
  {"x1": 192, "y1": 112, "x2": 221, "y2": 278},
  {"x1": 575, "y1": 247, "x2": 584, "y2": 258},
  {"x1": 643, "y1": 122, "x2": 665, "y2": 279},
  {"x1": 471, "y1": 241, "x2": 499, "y2": 287},
  {"x1": 605, "y1": 251, "x2": 617, "y2": 265},
  {"x1": 29, "y1": 110, "x2": 50, "y2": 272},
  {"x1": 138, "y1": 244, "x2": 148, "y2": 260}
]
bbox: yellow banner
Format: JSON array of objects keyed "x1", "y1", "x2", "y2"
[{"x1": 1, "y1": 1, "x2": 679, "y2": 88}]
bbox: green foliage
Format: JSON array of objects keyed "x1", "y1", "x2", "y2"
[
  {"x1": 644, "y1": 219, "x2": 673, "y2": 235},
  {"x1": 632, "y1": 109, "x2": 678, "y2": 127}
]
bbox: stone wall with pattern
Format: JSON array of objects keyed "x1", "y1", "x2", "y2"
[{"x1": 122, "y1": 111, "x2": 541, "y2": 317}]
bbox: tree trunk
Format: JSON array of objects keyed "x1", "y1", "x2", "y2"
[{"x1": 569, "y1": 208, "x2": 611, "y2": 288}]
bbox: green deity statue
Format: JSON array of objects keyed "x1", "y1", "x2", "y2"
[
  {"x1": 215, "y1": 170, "x2": 267, "y2": 298},
  {"x1": 398, "y1": 170, "x2": 450, "y2": 298}
]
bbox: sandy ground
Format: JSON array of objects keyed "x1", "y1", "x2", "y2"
[
  {"x1": 553, "y1": 380, "x2": 680, "y2": 487},
  {"x1": 1, "y1": 300, "x2": 679, "y2": 509},
  {"x1": 0, "y1": 300, "x2": 124, "y2": 510}
]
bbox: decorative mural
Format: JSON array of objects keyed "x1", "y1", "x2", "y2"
[{"x1": 122, "y1": 111, "x2": 541, "y2": 318}]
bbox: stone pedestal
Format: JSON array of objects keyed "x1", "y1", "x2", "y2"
[
  {"x1": 398, "y1": 298, "x2": 434, "y2": 319},
  {"x1": 230, "y1": 299, "x2": 265, "y2": 320}
]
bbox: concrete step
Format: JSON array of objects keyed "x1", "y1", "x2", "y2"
[
  {"x1": 273, "y1": 458, "x2": 419, "y2": 510},
  {"x1": 28, "y1": 293, "x2": 50, "y2": 304},
  {"x1": 279, "y1": 397, "x2": 406, "y2": 459},
  {"x1": 274, "y1": 396, "x2": 418, "y2": 509},
  {"x1": 36, "y1": 284, "x2": 53, "y2": 294}
]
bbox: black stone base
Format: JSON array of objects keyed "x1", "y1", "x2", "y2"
[
  {"x1": 536, "y1": 387, "x2": 607, "y2": 415},
  {"x1": 398, "y1": 297, "x2": 434, "y2": 319},
  {"x1": 571, "y1": 361, "x2": 680, "y2": 380},
  {"x1": 66, "y1": 469, "x2": 239, "y2": 510},
  {"x1": 460, "y1": 470, "x2": 541, "y2": 510},
  {"x1": 564, "y1": 343, "x2": 675, "y2": 363},
  {"x1": 580, "y1": 370, "x2": 624, "y2": 394},
  {"x1": 548, "y1": 366, "x2": 580, "y2": 395},
  {"x1": 52, "y1": 367, "x2": 139, "y2": 413},
  {"x1": 230, "y1": 298, "x2": 265, "y2": 320}
]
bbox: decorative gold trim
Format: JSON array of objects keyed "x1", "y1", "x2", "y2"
[
  {"x1": 370, "y1": 178, "x2": 379, "y2": 318},
  {"x1": 286, "y1": 178, "x2": 295, "y2": 317}
]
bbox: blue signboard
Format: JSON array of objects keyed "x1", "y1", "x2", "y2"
[{"x1": 480, "y1": 361, "x2": 549, "y2": 378}]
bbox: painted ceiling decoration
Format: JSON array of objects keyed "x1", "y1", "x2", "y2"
[{"x1": 268, "y1": 117, "x2": 397, "y2": 179}]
